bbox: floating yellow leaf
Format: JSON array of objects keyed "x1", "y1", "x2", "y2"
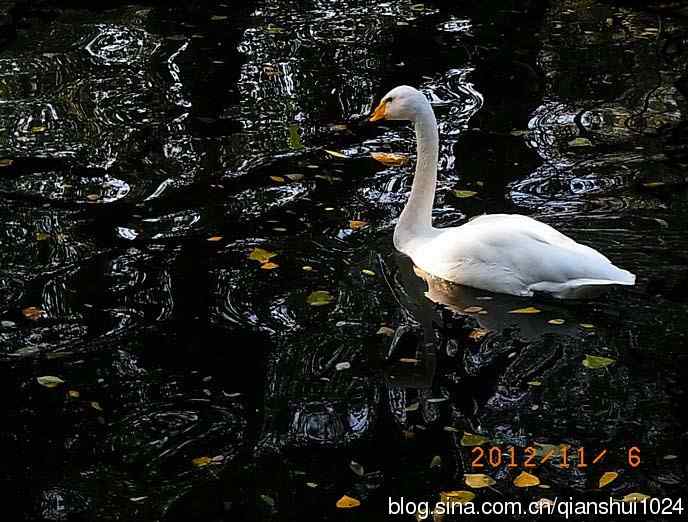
[
  {"x1": 248, "y1": 247, "x2": 277, "y2": 264},
  {"x1": 210, "y1": 15, "x2": 228, "y2": 21},
  {"x1": 207, "y1": 236, "x2": 223, "y2": 242},
  {"x1": 349, "y1": 220, "x2": 368, "y2": 230},
  {"x1": 464, "y1": 473, "x2": 496, "y2": 488},
  {"x1": 430, "y1": 455, "x2": 442, "y2": 469},
  {"x1": 361, "y1": 269, "x2": 375, "y2": 276},
  {"x1": 324, "y1": 149, "x2": 348, "y2": 159},
  {"x1": 642, "y1": 181, "x2": 665, "y2": 188},
  {"x1": 548, "y1": 318, "x2": 565, "y2": 325},
  {"x1": 286, "y1": 173, "x2": 304, "y2": 181},
  {"x1": 508, "y1": 306, "x2": 541, "y2": 314},
  {"x1": 192, "y1": 456, "x2": 212, "y2": 467},
  {"x1": 377, "y1": 326, "x2": 395, "y2": 336},
  {"x1": 582, "y1": 354, "x2": 615, "y2": 369},
  {"x1": 453, "y1": 190, "x2": 478, "y2": 198},
  {"x1": 90, "y1": 401, "x2": 103, "y2": 411},
  {"x1": 514, "y1": 471, "x2": 540, "y2": 487},
  {"x1": 270, "y1": 176, "x2": 285, "y2": 183},
  {"x1": 0, "y1": 158, "x2": 14, "y2": 167},
  {"x1": 461, "y1": 432, "x2": 489, "y2": 446},
  {"x1": 67, "y1": 389, "x2": 80, "y2": 398},
  {"x1": 86, "y1": 194, "x2": 100, "y2": 201},
  {"x1": 599, "y1": 471, "x2": 618, "y2": 488},
  {"x1": 22, "y1": 306, "x2": 47, "y2": 320},
  {"x1": 302, "y1": 265, "x2": 313, "y2": 271},
  {"x1": 580, "y1": 323, "x2": 595, "y2": 329},
  {"x1": 260, "y1": 262, "x2": 279, "y2": 270},
  {"x1": 623, "y1": 492, "x2": 650, "y2": 502},
  {"x1": 528, "y1": 380, "x2": 542, "y2": 386},
  {"x1": 36, "y1": 376, "x2": 64, "y2": 388},
  {"x1": 307, "y1": 290, "x2": 334, "y2": 306},
  {"x1": 31, "y1": 125, "x2": 47, "y2": 133},
  {"x1": 399, "y1": 358, "x2": 418, "y2": 364},
  {"x1": 463, "y1": 306, "x2": 483, "y2": 313},
  {"x1": 568, "y1": 137, "x2": 592, "y2": 147},
  {"x1": 370, "y1": 152, "x2": 408, "y2": 166},
  {"x1": 336, "y1": 495, "x2": 360, "y2": 509},
  {"x1": 468, "y1": 328, "x2": 489, "y2": 340},
  {"x1": 35, "y1": 232, "x2": 51, "y2": 241},
  {"x1": 440, "y1": 490, "x2": 475, "y2": 504}
]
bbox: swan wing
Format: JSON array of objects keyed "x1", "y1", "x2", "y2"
[{"x1": 411, "y1": 214, "x2": 635, "y2": 298}]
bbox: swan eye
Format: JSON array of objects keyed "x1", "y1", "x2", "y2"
[{"x1": 384, "y1": 96, "x2": 394, "y2": 104}]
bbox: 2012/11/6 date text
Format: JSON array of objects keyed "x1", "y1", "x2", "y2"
[{"x1": 471, "y1": 446, "x2": 641, "y2": 469}]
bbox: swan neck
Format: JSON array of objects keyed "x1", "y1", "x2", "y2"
[{"x1": 400, "y1": 106, "x2": 438, "y2": 234}]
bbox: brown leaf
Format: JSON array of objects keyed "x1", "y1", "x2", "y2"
[
  {"x1": 349, "y1": 220, "x2": 368, "y2": 230},
  {"x1": 514, "y1": 471, "x2": 540, "y2": 487},
  {"x1": 370, "y1": 152, "x2": 408, "y2": 166},
  {"x1": 336, "y1": 495, "x2": 361, "y2": 509},
  {"x1": 599, "y1": 471, "x2": 618, "y2": 488},
  {"x1": 22, "y1": 306, "x2": 47, "y2": 320}
]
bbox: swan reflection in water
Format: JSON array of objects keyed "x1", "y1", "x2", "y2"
[{"x1": 384, "y1": 253, "x2": 596, "y2": 389}]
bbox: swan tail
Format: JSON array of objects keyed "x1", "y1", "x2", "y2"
[{"x1": 529, "y1": 270, "x2": 636, "y2": 299}]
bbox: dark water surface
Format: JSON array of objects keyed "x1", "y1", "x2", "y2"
[{"x1": 1, "y1": 0, "x2": 688, "y2": 520}]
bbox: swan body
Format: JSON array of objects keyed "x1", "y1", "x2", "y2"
[{"x1": 370, "y1": 86, "x2": 635, "y2": 299}]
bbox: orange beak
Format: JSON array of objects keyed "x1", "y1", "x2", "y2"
[{"x1": 369, "y1": 100, "x2": 387, "y2": 122}]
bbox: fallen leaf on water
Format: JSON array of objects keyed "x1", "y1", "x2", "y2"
[
  {"x1": 548, "y1": 318, "x2": 565, "y2": 325},
  {"x1": 22, "y1": 306, "x2": 47, "y2": 320},
  {"x1": 266, "y1": 23, "x2": 284, "y2": 33},
  {"x1": 440, "y1": 490, "x2": 475, "y2": 504},
  {"x1": 405, "y1": 402, "x2": 419, "y2": 412},
  {"x1": 463, "y1": 306, "x2": 483, "y2": 313},
  {"x1": 67, "y1": 389, "x2": 80, "y2": 398},
  {"x1": 579, "y1": 323, "x2": 595, "y2": 329},
  {"x1": 286, "y1": 173, "x2": 304, "y2": 181},
  {"x1": 0, "y1": 158, "x2": 14, "y2": 167},
  {"x1": 361, "y1": 269, "x2": 375, "y2": 276},
  {"x1": 210, "y1": 15, "x2": 228, "y2": 21},
  {"x1": 468, "y1": 328, "x2": 489, "y2": 340},
  {"x1": 324, "y1": 149, "x2": 348, "y2": 159},
  {"x1": 248, "y1": 247, "x2": 278, "y2": 264},
  {"x1": 270, "y1": 176, "x2": 285, "y2": 183},
  {"x1": 36, "y1": 376, "x2": 64, "y2": 388},
  {"x1": 31, "y1": 125, "x2": 47, "y2": 133},
  {"x1": 527, "y1": 380, "x2": 542, "y2": 386},
  {"x1": 350, "y1": 460, "x2": 365, "y2": 477},
  {"x1": 349, "y1": 220, "x2": 368, "y2": 230},
  {"x1": 336, "y1": 495, "x2": 361, "y2": 509},
  {"x1": 514, "y1": 471, "x2": 540, "y2": 487},
  {"x1": 288, "y1": 124, "x2": 304, "y2": 150},
  {"x1": 307, "y1": 290, "x2": 334, "y2": 306},
  {"x1": 508, "y1": 306, "x2": 541, "y2": 314},
  {"x1": 376, "y1": 326, "x2": 395, "y2": 336},
  {"x1": 461, "y1": 432, "x2": 489, "y2": 447},
  {"x1": 36, "y1": 232, "x2": 50, "y2": 241},
  {"x1": 568, "y1": 137, "x2": 593, "y2": 147},
  {"x1": 430, "y1": 455, "x2": 442, "y2": 469},
  {"x1": 302, "y1": 265, "x2": 313, "y2": 271},
  {"x1": 370, "y1": 152, "x2": 408, "y2": 166},
  {"x1": 91, "y1": 401, "x2": 103, "y2": 411},
  {"x1": 642, "y1": 181, "x2": 665, "y2": 188},
  {"x1": 399, "y1": 358, "x2": 418, "y2": 364},
  {"x1": 86, "y1": 194, "x2": 100, "y2": 201},
  {"x1": 623, "y1": 492, "x2": 650, "y2": 502},
  {"x1": 464, "y1": 473, "x2": 496, "y2": 488},
  {"x1": 260, "y1": 494, "x2": 275, "y2": 508},
  {"x1": 260, "y1": 261, "x2": 279, "y2": 270},
  {"x1": 306, "y1": 482, "x2": 318, "y2": 488},
  {"x1": 192, "y1": 456, "x2": 212, "y2": 467},
  {"x1": 453, "y1": 190, "x2": 478, "y2": 198},
  {"x1": 599, "y1": 471, "x2": 618, "y2": 488},
  {"x1": 207, "y1": 236, "x2": 223, "y2": 242},
  {"x1": 582, "y1": 354, "x2": 615, "y2": 369}
]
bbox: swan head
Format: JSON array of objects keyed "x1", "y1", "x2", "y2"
[{"x1": 369, "y1": 85, "x2": 430, "y2": 123}]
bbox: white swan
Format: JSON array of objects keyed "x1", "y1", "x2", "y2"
[{"x1": 370, "y1": 86, "x2": 635, "y2": 299}]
